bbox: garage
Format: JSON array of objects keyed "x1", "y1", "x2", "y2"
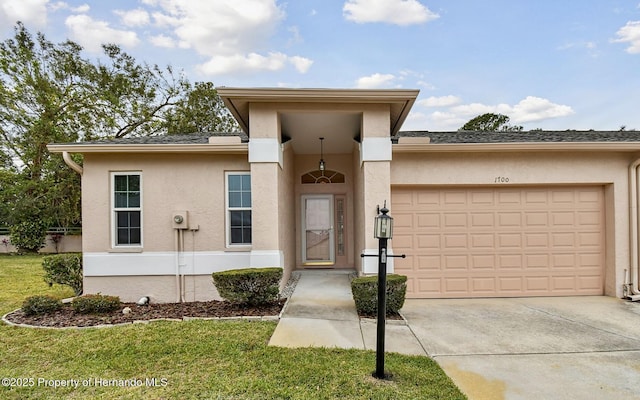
[{"x1": 392, "y1": 186, "x2": 605, "y2": 298}]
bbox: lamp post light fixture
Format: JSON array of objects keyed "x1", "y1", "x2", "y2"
[
  {"x1": 362, "y1": 201, "x2": 405, "y2": 380},
  {"x1": 374, "y1": 204, "x2": 393, "y2": 240}
]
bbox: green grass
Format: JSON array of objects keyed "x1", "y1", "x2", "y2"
[{"x1": 0, "y1": 255, "x2": 466, "y2": 399}]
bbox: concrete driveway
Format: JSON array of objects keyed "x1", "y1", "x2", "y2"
[{"x1": 401, "y1": 296, "x2": 640, "y2": 400}]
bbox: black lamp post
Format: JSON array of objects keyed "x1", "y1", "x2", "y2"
[
  {"x1": 373, "y1": 203, "x2": 393, "y2": 379},
  {"x1": 361, "y1": 202, "x2": 405, "y2": 379}
]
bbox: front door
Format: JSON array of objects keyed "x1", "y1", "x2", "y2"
[{"x1": 302, "y1": 195, "x2": 335, "y2": 265}]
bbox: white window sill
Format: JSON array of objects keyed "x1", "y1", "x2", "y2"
[
  {"x1": 225, "y1": 246, "x2": 252, "y2": 252},
  {"x1": 109, "y1": 247, "x2": 143, "y2": 253}
]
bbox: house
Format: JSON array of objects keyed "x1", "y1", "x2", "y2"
[{"x1": 48, "y1": 87, "x2": 640, "y2": 303}]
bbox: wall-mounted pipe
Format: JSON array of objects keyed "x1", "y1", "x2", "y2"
[
  {"x1": 175, "y1": 229, "x2": 181, "y2": 303},
  {"x1": 62, "y1": 151, "x2": 83, "y2": 175},
  {"x1": 627, "y1": 157, "x2": 640, "y2": 300}
]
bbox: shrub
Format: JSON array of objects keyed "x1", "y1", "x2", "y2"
[
  {"x1": 212, "y1": 267, "x2": 282, "y2": 306},
  {"x1": 42, "y1": 253, "x2": 83, "y2": 296},
  {"x1": 351, "y1": 274, "x2": 408, "y2": 315},
  {"x1": 22, "y1": 295, "x2": 63, "y2": 316},
  {"x1": 10, "y1": 220, "x2": 48, "y2": 253},
  {"x1": 72, "y1": 294, "x2": 120, "y2": 314}
]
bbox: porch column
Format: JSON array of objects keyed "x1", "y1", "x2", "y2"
[
  {"x1": 248, "y1": 104, "x2": 284, "y2": 268},
  {"x1": 359, "y1": 106, "x2": 393, "y2": 274}
]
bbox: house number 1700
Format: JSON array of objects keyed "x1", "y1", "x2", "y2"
[{"x1": 494, "y1": 176, "x2": 510, "y2": 183}]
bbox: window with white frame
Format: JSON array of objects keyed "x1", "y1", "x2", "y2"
[
  {"x1": 226, "y1": 172, "x2": 251, "y2": 245},
  {"x1": 112, "y1": 172, "x2": 142, "y2": 246}
]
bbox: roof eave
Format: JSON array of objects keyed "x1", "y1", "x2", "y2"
[
  {"x1": 47, "y1": 143, "x2": 249, "y2": 154},
  {"x1": 392, "y1": 142, "x2": 640, "y2": 153}
]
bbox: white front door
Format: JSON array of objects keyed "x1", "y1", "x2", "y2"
[{"x1": 302, "y1": 195, "x2": 335, "y2": 265}]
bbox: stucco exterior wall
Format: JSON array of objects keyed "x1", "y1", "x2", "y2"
[
  {"x1": 279, "y1": 144, "x2": 296, "y2": 285},
  {"x1": 81, "y1": 152, "x2": 256, "y2": 302},
  {"x1": 84, "y1": 275, "x2": 221, "y2": 303},
  {"x1": 390, "y1": 150, "x2": 634, "y2": 297},
  {"x1": 82, "y1": 153, "x2": 250, "y2": 253}
]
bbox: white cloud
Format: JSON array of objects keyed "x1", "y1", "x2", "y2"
[
  {"x1": 65, "y1": 14, "x2": 140, "y2": 52},
  {"x1": 71, "y1": 3, "x2": 89, "y2": 13},
  {"x1": 290, "y1": 55, "x2": 313, "y2": 73},
  {"x1": 613, "y1": 21, "x2": 640, "y2": 54},
  {"x1": 197, "y1": 51, "x2": 311, "y2": 75},
  {"x1": 356, "y1": 73, "x2": 397, "y2": 88},
  {"x1": 115, "y1": 8, "x2": 150, "y2": 27},
  {"x1": 49, "y1": 2, "x2": 89, "y2": 13},
  {"x1": 448, "y1": 96, "x2": 574, "y2": 124},
  {"x1": 142, "y1": 0, "x2": 311, "y2": 76},
  {"x1": 0, "y1": 0, "x2": 48, "y2": 27},
  {"x1": 407, "y1": 95, "x2": 574, "y2": 131},
  {"x1": 149, "y1": 34, "x2": 176, "y2": 48},
  {"x1": 419, "y1": 95, "x2": 462, "y2": 107},
  {"x1": 510, "y1": 96, "x2": 574, "y2": 123},
  {"x1": 343, "y1": 0, "x2": 439, "y2": 26},
  {"x1": 150, "y1": 0, "x2": 283, "y2": 56}
]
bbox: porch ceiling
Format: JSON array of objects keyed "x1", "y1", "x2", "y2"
[{"x1": 281, "y1": 112, "x2": 360, "y2": 154}]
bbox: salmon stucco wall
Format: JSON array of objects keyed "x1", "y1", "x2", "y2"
[
  {"x1": 82, "y1": 152, "x2": 251, "y2": 253},
  {"x1": 80, "y1": 152, "x2": 265, "y2": 302}
]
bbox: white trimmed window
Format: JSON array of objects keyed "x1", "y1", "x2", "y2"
[
  {"x1": 112, "y1": 172, "x2": 142, "y2": 247},
  {"x1": 226, "y1": 172, "x2": 251, "y2": 246}
]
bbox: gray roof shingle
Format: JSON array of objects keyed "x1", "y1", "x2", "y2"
[
  {"x1": 77, "y1": 132, "x2": 248, "y2": 145},
  {"x1": 394, "y1": 130, "x2": 640, "y2": 144}
]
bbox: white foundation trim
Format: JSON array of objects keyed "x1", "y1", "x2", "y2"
[
  {"x1": 361, "y1": 137, "x2": 392, "y2": 164},
  {"x1": 360, "y1": 248, "x2": 395, "y2": 274},
  {"x1": 84, "y1": 250, "x2": 284, "y2": 276},
  {"x1": 248, "y1": 138, "x2": 282, "y2": 167}
]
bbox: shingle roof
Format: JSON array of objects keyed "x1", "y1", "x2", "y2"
[
  {"x1": 76, "y1": 132, "x2": 248, "y2": 145},
  {"x1": 394, "y1": 130, "x2": 640, "y2": 144}
]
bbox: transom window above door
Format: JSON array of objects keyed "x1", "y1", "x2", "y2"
[{"x1": 301, "y1": 170, "x2": 345, "y2": 184}]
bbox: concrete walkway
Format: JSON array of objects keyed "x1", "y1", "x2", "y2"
[
  {"x1": 402, "y1": 297, "x2": 640, "y2": 400},
  {"x1": 269, "y1": 271, "x2": 640, "y2": 399},
  {"x1": 269, "y1": 269, "x2": 426, "y2": 356}
]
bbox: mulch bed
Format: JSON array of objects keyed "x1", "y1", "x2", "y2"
[{"x1": 4, "y1": 300, "x2": 286, "y2": 328}]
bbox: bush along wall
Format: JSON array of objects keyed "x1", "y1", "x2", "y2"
[
  {"x1": 42, "y1": 253, "x2": 83, "y2": 296},
  {"x1": 351, "y1": 274, "x2": 408, "y2": 315},
  {"x1": 22, "y1": 295, "x2": 63, "y2": 316},
  {"x1": 212, "y1": 267, "x2": 283, "y2": 306},
  {"x1": 72, "y1": 294, "x2": 120, "y2": 314}
]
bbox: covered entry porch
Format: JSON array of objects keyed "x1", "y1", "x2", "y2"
[{"x1": 218, "y1": 87, "x2": 419, "y2": 280}]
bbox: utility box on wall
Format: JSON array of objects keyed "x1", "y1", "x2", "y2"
[{"x1": 172, "y1": 211, "x2": 189, "y2": 229}]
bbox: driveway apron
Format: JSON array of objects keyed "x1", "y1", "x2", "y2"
[{"x1": 401, "y1": 296, "x2": 640, "y2": 400}]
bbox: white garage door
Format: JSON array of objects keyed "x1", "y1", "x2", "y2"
[{"x1": 392, "y1": 186, "x2": 605, "y2": 298}]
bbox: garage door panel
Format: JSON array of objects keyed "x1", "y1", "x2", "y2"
[
  {"x1": 498, "y1": 233, "x2": 522, "y2": 248},
  {"x1": 393, "y1": 186, "x2": 604, "y2": 298},
  {"x1": 526, "y1": 254, "x2": 549, "y2": 269},
  {"x1": 470, "y1": 233, "x2": 494, "y2": 248},
  {"x1": 418, "y1": 234, "x2": 440, "y2": 249},
  {"x1": 526, "y1": 212, "x2": 548, "y2": 226},
  {"x1": 471, "y1": 255, "x2": 496, "y2": 269},
  {"x1": 470, "y1": 213, "x2": 494, "y2": 228},
  {"x1": 418, "y1": 213, "x2": 440, "y2": 228}
]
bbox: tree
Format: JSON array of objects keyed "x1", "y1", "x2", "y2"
[
  {"x1": 460, "y1": 113, "x2": 523, "y2": 132},
  {"x1": 164, "y1": 82, "x2": 239, "y2": 134},
  {"x1": 0, "y1": 23, "x2": 189, "y2": 242}
]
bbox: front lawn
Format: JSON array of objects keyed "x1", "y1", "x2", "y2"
[{"x1": 0, "y1": 254, "x2": 466, "y2": 399}]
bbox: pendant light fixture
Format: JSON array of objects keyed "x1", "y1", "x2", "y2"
[{"x1": 318, "y1": 137, "x2": 326, "y2": 171}]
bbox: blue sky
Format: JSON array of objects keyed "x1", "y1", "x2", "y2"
[{"x1": 1, "y1": 0, "x2": 640, "y2": 131}]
